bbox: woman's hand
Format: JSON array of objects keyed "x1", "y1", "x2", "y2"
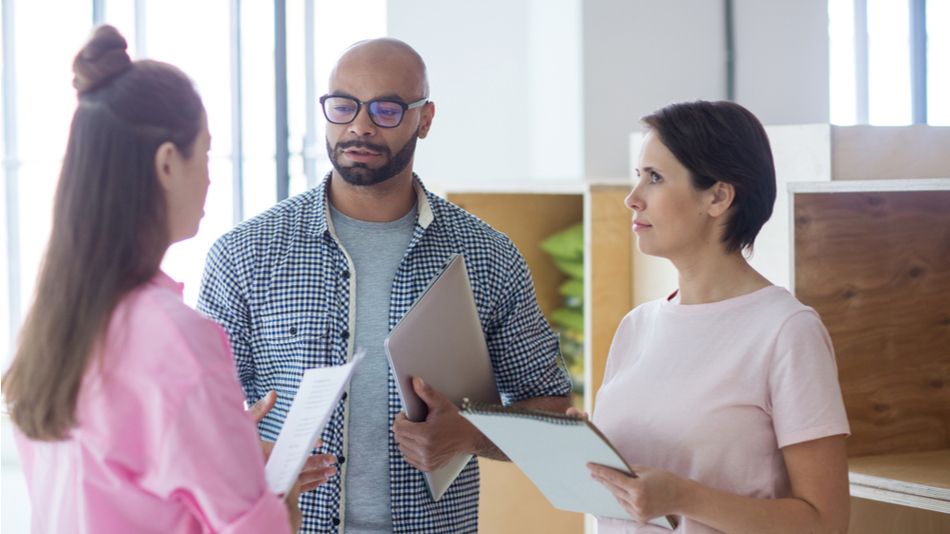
[
  {"x1": 283, "y1": 478, "x2": 303, "y2": 533},
  {"x1": 588, "y1": 463, "x2": 686, "y2": 524}
]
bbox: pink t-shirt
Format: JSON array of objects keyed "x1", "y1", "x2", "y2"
[
  {"x1": 593, "y1": 285, "x2": 850, "y2": 534},
  {"x1": 13, "y1": 272, "x2": 291, "y2": 534}
]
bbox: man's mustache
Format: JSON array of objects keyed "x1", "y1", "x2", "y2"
[{"x1": 335, "y1": 140, "x2": 389, "y2": 154}]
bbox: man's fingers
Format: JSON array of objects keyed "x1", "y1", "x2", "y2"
[
  {"x1": 301, "y1": 453, "x2": 337, "y2": 471},
  {"x1": 411, "y1": 376, "x2": 441, "y2": 407},
  {"x1": 259, "y1": 439, "x2": 275, "y2": 462},
  {"x1": 298, "y1": 467, "x2": 337, "y2": 492},
  {"x1": 566, "y1": 407, "x2": 589, "y2": 420},
  {"x1": 392, "y1": 417, "x2": 426, "y2": 446},
  {"x1": 398, "y1": 444, "x2": 425, "y2": 470},
  {"x1": 393, "y1": 411, "x2": 424, "y2": 444},
  {"x1": 300, "y1": 477, "x2": 329, "y2": 494},
  {"x1": 393, "y1": 426, "x2": 424, "y2": 447},
  {"x1": 296, "y1": 453, "x2": 338, "y2": 493},
  {"x1": 247, "y1": 390, "x2": 277, "y2": 425}
]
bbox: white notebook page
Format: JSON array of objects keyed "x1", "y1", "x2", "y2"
[{"x1": 264, "y1": 352, "x2": 364, "y2": 495}]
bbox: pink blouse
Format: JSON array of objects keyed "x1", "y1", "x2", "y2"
[{"x1": 14, "y1": 271, "x2": 291, "y2": 534}]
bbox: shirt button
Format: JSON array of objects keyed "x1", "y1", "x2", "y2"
[
  {"x1": 341, "y1": 330, "x2": 350, "y2": 340},
  {"x1": 342, "y1": 270, "x2": 351, "y2": 279},
  {"x1": 339, "y1": 455, "x2": 346, "y2": 464},
  {"x1": 341, "y1": 392, "x2": 347, "y2": 401},
  {"x1": 289, "y1": 326, "x2": 297, "y2": 335},
  {"x1": 332, "y1": 517, "x2": 341, "y2": 526}
]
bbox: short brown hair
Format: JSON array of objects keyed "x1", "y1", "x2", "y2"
[{"x1": 641, "y1": 100, "x2": 776, "y2": 254}]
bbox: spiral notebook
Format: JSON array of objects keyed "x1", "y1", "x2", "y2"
[{"x1": 459, "y1": 400, "x2": 677, "y2": 529}]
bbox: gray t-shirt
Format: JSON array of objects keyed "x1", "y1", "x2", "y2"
[{"x1": 329, "y1": 203, "x2": 416, "y2": 534}]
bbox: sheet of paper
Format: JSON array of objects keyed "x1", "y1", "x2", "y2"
[{"x1": 264, "y1": 351, "x2": 363, "y2": 495}]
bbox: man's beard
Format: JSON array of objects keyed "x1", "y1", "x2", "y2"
[{"x1": 328, "y1": 132, "x2": 418, "y2": 187}]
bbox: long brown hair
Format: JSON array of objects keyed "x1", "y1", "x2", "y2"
[{"x1": 2, "y1": 26, "x2": 204, "y2": 440}]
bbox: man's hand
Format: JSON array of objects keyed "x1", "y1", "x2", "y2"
[
  {"x1": 566, "y1": 406, "x2": 588, "y2": 419},
  {"x1": 246, "y1": 390, "x2": 279, "y2": 425},
  {"x1": 247, "y1": 390, "x2": 339, "y2": 492},
  {"x1": 392, "y1": 377, "x2": 484, "y2": 472}
]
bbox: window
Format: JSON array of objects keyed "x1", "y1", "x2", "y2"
[
  {"x1": 830, "y1": 0, "x2": 949, "y2": 125},
  {"x1": 1, "y1": 0, "x2": 385, "y2": 362}
]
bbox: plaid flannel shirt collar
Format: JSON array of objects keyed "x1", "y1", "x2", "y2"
[{"x1": 307, "y1": 172, "x2": 436, "y2": 238}]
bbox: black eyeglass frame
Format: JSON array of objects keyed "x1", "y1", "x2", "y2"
[{"x1": 319, "y1": 94, "x2": 429, "y2": 128}]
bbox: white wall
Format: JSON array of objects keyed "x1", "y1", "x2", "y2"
[
  {"x1": 584, "y1": 0, "x2": 831, "y2": 181},
  {"x1": 752, "y1": 124, "x2": 833, "y2": 290},
  {"x1": 387, "y1": 0, "x2": 584, "y2": 190},
  {"x1": 527, "y1": 0, "x2": 584, "y2": 182},
  {"x1": 733, "y1": 0, "x2": 831, "y2": 125},
  {"x1": 389, "y1": 0, "x2": 832, "y2": 189},
  {"x1": 583, "y1": 0, "x2": 727, "y2": 181}
]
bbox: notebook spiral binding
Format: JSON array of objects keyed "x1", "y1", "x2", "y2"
[{"x1": 460, "y1": 398, "x2": 585, "y2": 426}]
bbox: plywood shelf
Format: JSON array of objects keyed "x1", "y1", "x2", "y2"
[
  {"x1": 789, "y1": 177, "x2": 950, "y2": 194},
  {"x1": 848, "y1": 450, "x2": 950, "y2": 514},
  {"x1": 444, "y1": 183, "x2": 634, "y2": 534}
]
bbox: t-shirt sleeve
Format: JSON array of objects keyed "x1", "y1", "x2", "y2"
[
  {"x1": 146, "y1": 350, "x2": 292, "y2": 534},
  {"x1": 768, "y1": 310, "x2": 851, "y2": 449}
]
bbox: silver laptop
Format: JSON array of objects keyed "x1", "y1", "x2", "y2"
[{"x1": 384, "y1": 254, "x2": 502, "y2": 501}]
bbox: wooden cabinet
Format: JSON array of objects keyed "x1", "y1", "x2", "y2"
[
  {"x1": 791, "y1": 178, "x2": 950, "y2": 533},
  {"x1": 440, "y1": 181, "x2": 634, "y2": 534}
]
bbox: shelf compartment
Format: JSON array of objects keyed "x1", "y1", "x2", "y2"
[
  {"x1": 792, "y1": 184, "x2": 950, "y2": 459},
  {"x1": 848, "y1": 450, "x2": 950, "y2": 514}
]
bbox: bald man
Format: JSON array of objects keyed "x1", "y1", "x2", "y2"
[{"x1": 198, "y1": 38, "x2": 572, "y2": 534}]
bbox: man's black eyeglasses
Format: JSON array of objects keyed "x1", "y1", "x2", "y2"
[{"x1": 320, "y1": 95, "x2": 428, "y2": 128}]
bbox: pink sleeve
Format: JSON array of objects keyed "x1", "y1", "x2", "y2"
[
  {"x1": 145, "y1": 364, "x2": 292, "y2": 534},
  {"x1": 768, "y1": 310, "x2": 851, "y2": 449},
  {"x1": 12, "y1": 428, "x2": 35, "y2": 489}
]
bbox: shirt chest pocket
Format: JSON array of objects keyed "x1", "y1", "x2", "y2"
[{"x1": 258, "y1": 313, "x2": 332, "y2": 371}]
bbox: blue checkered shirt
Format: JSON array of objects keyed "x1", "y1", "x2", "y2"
[{"x1": 197, "y1": 174, "x2": 571, "y2": 534}]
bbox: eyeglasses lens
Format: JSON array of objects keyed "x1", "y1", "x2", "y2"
[
  {"x1": 324, "y1": 97, "x2": 358, "y2": 124},
  {"x1": 368, "y1": 101, "x2": 404, "y2": 127}
]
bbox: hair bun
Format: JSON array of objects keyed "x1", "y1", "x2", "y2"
[{"x1": 73, "y1": 25, "x2": 132, "y2": 94}]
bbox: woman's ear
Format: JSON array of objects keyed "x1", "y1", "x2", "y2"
[
  {"x1": 708, "y1": 181, "x2": 735, "y2": 218},
  {"x1": 154, "y1": 141, "x2": 179, "y2": 192}
]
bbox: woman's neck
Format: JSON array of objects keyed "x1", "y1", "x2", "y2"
[{"x1": 671, "y1": 247, "x2": 771, "y2": 305}]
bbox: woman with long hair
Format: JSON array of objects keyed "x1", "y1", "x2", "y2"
[
  {"x1": 2, "y1": 26, "x2": 329, "y2": 533},
  {"x1": 583, "y1": 101, "x2": 851, "y2": 534}
]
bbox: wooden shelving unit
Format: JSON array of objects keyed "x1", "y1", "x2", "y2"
[
  {"x1": 790, "y1": 178, "x2": 950, "y2": 533},
  {"x1": 440, "y1": 181, "x2": 634, "y2": 534}
]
